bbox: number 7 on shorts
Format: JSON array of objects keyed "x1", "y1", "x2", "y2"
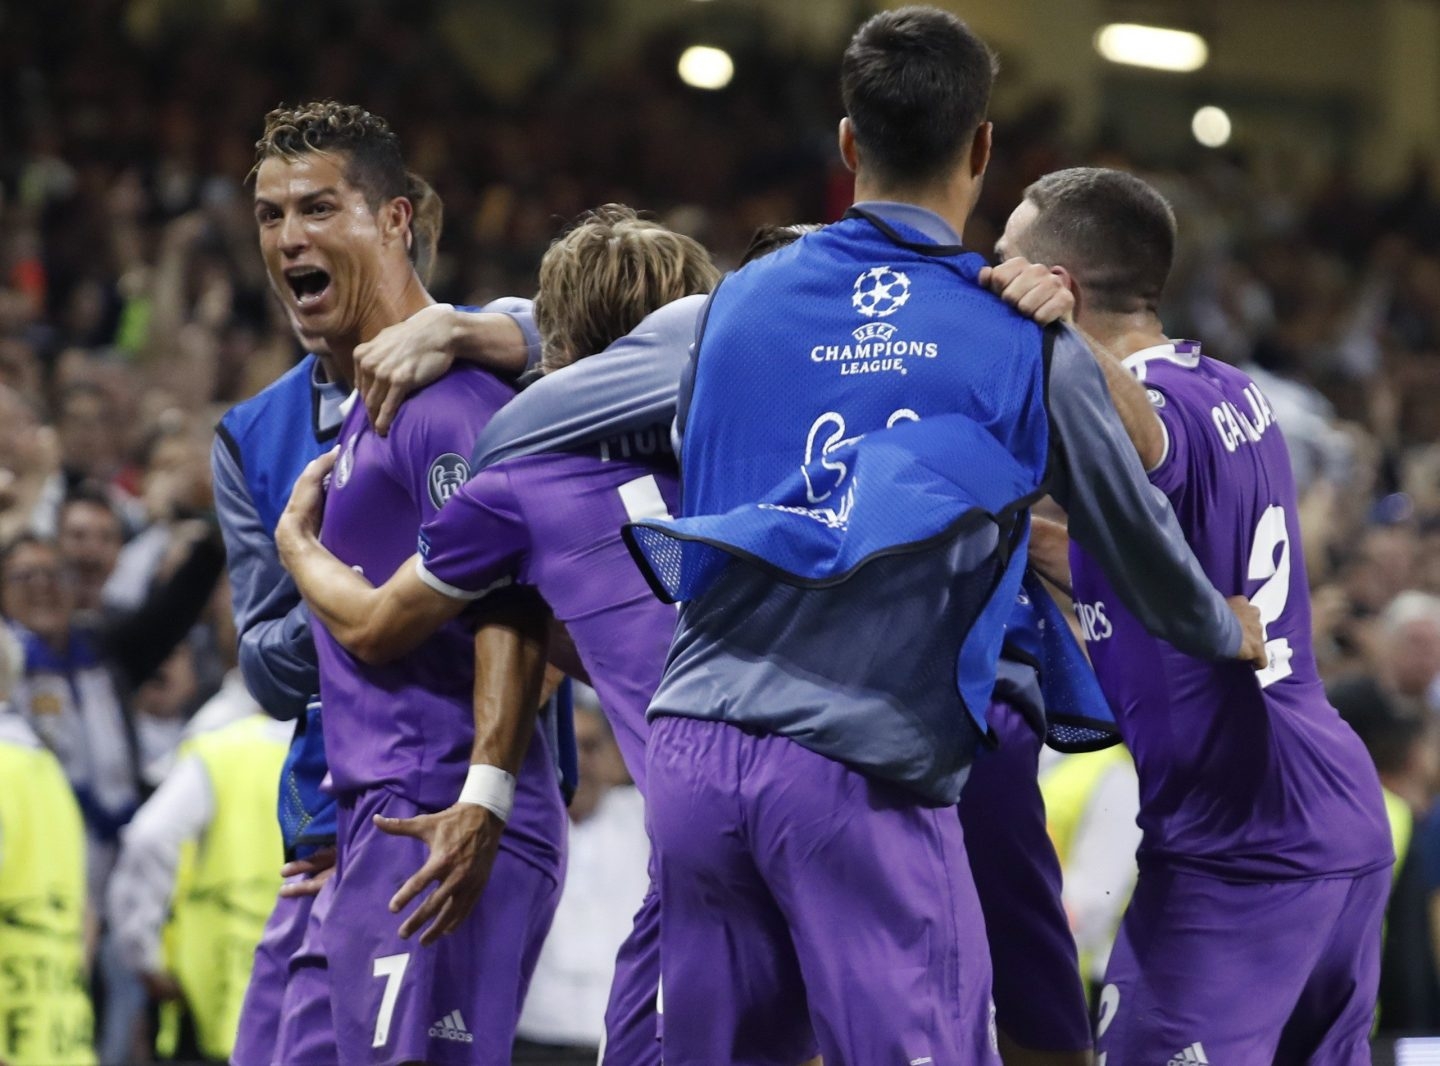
[{"x1": 372, "y1": 952, "x2": 411, "y2": 1048}]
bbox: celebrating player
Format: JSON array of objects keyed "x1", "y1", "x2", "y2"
[
  {"x1": 619, "y1": 8, "x2": 1265, "y2": 1063},
  {"x1": 279, "y1": 205, "x2": 715, "y2": 1065},
  {"x1": 216, "y1": 100, "x2": 542, "y2": 1065},
  {"x1": 1003, "y1": 167, "x2": 1393, "y2": 1063}
]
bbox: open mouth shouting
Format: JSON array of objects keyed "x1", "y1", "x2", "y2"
[{"x1": 285, "y1": 265, "x2": 333, "y2": 313}]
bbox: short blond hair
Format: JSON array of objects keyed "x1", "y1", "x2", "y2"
[{"x1": 534, "y1": 205, "x2": 719, "y2": 372}]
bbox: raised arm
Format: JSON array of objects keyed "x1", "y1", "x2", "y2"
[{"x1": 1045, "y1": 326, "x2": 1263, "y2": 665}]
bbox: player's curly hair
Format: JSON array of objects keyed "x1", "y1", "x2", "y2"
[
  {"x1": 252, "y1": 100, "x2": 408, "y2": 210},
  {"x1": 534, "y1": 205, "x2": 719, "y2": 373},
  {"x1": 254, "y1": 101, "x2": 440, "y2": 276}
]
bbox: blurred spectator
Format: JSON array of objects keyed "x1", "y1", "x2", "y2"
[
  {"x1": 130, "y1": 643, "x2": 202, "y2": 788},
  {"x1": 58, "y1": 488, "x2": 126, "y2": 619},
  {"x1": 1332, "y1": 675, "x2": 1440, "y2": 1032},
  {"x1": 515, "y1": 690, "x2": 649, "y2": 1062},
  {"x1": 1380, "y1": 592, "x2": 1440, "y2": 713},
  {"x1": 0, "y1": 624, "x2": 96, "y2": 1066},
  {"x1": 0, "y1": 384, "x2": 63, "y2": 543},
  {"x1": 2, "y1": 535, "x2": 140, "y2": 890},
  {"x1": 107, "y1": 673, "x2": 286, "y2": 1064}
]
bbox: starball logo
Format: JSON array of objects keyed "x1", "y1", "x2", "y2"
[{"x1": 807, "y1": 267, "x2": 940, "y2": 377}]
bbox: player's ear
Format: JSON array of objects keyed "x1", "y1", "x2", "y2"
[
  {"x1": 838, "y1": 118, "x2": 859, "y2": 174},
  {"x1": 1051, "y1": 265, "x2": 1082, "y2": 317},
  {"x1": 382, "y1": 195, "x2": 414, "y2": 249},
  {"x1": 969, "y1": 121, "x2": 993, "y2": 179}
]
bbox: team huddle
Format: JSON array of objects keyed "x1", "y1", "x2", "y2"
[{"x1": 212, "y1": 6, "x2": 1392, "y2": 1066}]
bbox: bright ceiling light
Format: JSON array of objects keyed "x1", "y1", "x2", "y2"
[
  {"x1": 678, "y1": 46, "x2": 734, "y2": 90},
  {"x1": 1192, "y1": 106, "x2": 1232, "y2": 148},
  {"x1": 1094, "y1": 23, "x2": 1209, "y2": 72}
]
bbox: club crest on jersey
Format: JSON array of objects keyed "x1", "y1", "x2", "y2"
[
  {"x1": 1147, "y1": 388, "x2": 1166, "y2": 408},
  {"x1": 852, "y1": 266, "x2": 911, "y2": 318},
  {"x1": 427, "y1": 453, "x2": 469, "y2": 508},
  {"x1": 335, "y1": 438, "x2": 355, "y2": 488}
]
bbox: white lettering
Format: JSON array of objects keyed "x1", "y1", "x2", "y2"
[
  {"x1": 1211, "y1": 393, "x2": 1275, "y2": 453},
  {"x1": 1075, "y1": 601, "x2": 1113, "y2": 643}
]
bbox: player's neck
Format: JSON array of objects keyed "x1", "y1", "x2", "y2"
[
  {"x1": 853, "y1": 174, "x2": 978, "y2": 246},
  {"x1": 318, "y1": 270, "x2": 435, "y2": 389},
  {"x1": 1079, "y1": 312, "x2": 1168, "y2": 362}
]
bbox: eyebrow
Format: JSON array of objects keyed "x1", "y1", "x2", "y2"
[{"x1": 253, "y1": 187, "x2": 342, "y2": 209}]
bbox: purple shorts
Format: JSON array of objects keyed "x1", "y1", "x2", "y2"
[
  {"x1": 324, "y1": 787, "x2": 564, "y2": 1066},
  {"x1": 647, "y1": 714, "x2": 1000, "y2": 1066},
  {"x1": 601, "y1": 874, "x2": 661, "y2": 1066},
  {"x1": 960, "y1": 700, "x2": 1092, "y2": 1054},
  {"x1": 271, "y1": 873, "x2": 339, "y2": 1066},
  {"x1": 231, "y1": 877, "x2": 316, "y2": 1066},
  {"x1": 1098, "y1": 864, "x2": 1387, "y2": 1064}
]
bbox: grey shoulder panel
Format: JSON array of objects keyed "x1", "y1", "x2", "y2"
[{"x1": 471, "y1": 294, "x2": 704, "y2": 469}]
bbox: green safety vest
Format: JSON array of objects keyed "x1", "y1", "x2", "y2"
[
  {"x1": 1383, "y1": 787, "x2": 1412, "y2": 878},
  {"x1": 158, "y1": 716, "x2": 285, "y2": 1061},
  {"x1": 1039, "y1": 746, "x2": 1136, "y2": 987},
  {"x1": 0, "y1": 739, "x2": 96, "y2": 1066}
]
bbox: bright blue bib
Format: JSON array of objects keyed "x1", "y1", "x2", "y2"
[{"x1": 628, "y1": 211, "x2": 1052, "y2": 733}]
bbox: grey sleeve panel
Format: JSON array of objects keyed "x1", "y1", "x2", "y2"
[
  {"x1": 211, "y1": 435, "x2": 317, "y2": 721},
  {"x1": 1045, "y1": 326, "x2": 1241, "y2": 660},
  {"x1": 672, "y1": 291, "x2": 714, "y2": 451},
  {"x1": 471, "y1": 293, "x2": 704, "y2": 469},
  {"x1": 478, "y1": 296, "x2": 542, "y2": 371}
]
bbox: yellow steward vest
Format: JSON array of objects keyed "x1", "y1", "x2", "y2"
[
  {"x1": 1039, "y1": 745, "x2": 1136, "y2": 988},
  {"x1": 160, "y1": 715, "x2": 285, "y2": 1062},
  {"x1": 1383, "y1": 787, "x2": 1412, "y2": 880},
  {"x1": 0, "y1": 739, "x2": 95, "y2": 1066},
  {"x1": 1040, "y1": 745, "x2": 1134, "y2": 864}
]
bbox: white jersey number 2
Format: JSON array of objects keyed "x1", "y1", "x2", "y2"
[{"x1": 1247, "y1": 505, "x2": 1295, "y2": 688}]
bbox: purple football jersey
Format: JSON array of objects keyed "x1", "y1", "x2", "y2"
[
  {"x1": 1068, "y1": 342, "x2": 1390, "y2": 881},
  {"x1": 417, "y1": 435, "x2": 679, "y2": 793},
  {"x1": 315, "y1": 367, "x2": 563, "y2": 864}
]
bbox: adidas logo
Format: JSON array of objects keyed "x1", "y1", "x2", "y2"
[
  {"x1": 429, "y1": 1010, "x2": 475, "y2": 1044},
  {"x1": 1167, "y1": 1043, "x2": 1209, "y2": 1065}
]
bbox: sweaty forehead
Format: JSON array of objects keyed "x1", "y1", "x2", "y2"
[{"x1": 253, "y1": 151, "x2": 354, "y2": 202}]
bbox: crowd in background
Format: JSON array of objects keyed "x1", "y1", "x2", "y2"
[{"x1": 3, "y1": 0, "x2": 1440, "y2": 1059}]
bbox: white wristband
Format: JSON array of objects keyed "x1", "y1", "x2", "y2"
[{"x1": 458, "y1": 764, "x2": 516, "y2": 822}]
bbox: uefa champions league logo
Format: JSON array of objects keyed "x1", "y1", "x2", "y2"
[{"x1": 851, "y1": 266, "x2": 912, "y2": 318}]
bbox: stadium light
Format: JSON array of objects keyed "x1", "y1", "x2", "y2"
[
  {"x1": 1192, "y1": 106, "x2": 1232, "y2": 148},
  {"x1": 1094, "y1": 23, "x2": 1209, "y2": 72},
  {"x1": 678, "y1": 45, "x2": 734, "y2": 90}
]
